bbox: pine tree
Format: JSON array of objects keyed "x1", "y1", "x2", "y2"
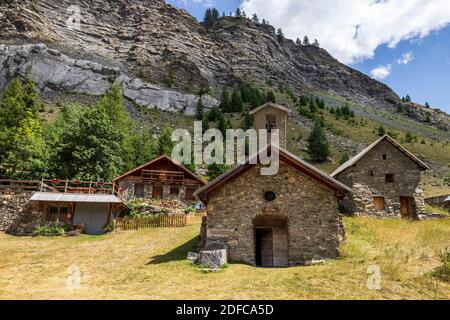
[
  {"x1": 266, "y1": 91, "x2": 276, "y2": 103},
  {"x1": 251, "y1": 13, "x2": 259, "y2": 23},
  {"x1": 313, "y1": 39, "x2": 320, "y2": 47},
  {"x1": 217, "y1": 113, "x2": 227, "y2": 137},
  {"x1": 235, "y1": 7, "x2": 241, "y2": 17},
  {"x1": 196, "y1": 97, "x2": 204, "y2": 120},
  {"x1": 203, "y1": 8, "x2": 212, "y2": 25},
  {"x1": 219, "y1": 87, "x2": 231, "y2": 113},
  {"x1": 377, "y1": 125, "x2": 386, "y2": 136},
  {"x1": 307, "y1": 121, "x2": 331, "y2": 162},
  {"x1": 208, "y1": 106, "x2": 221, "y2": 122},
  {"x1": 303, "y1": 35, "x2": 310, "y2": 46},
  {"x1": 276, "y1": 28, "x2": 284, "y2": 42},
  {"x1": 309, "y1": 98, "x2": 317, "y2": 113},
  {"x1": 211, "y1": 8, "x2": 219, "y2": 21},
  {"x1": 202, "y1": 115, "x2": 209, "y2": 133},
  {"x1": 231, "y1": 89, "x2": 243, "y2": 112},
  {"x1": 296, "y1": 38, "x2": 302, "y2": 46},
  {"x1": 242, "y1": 108, "x2": 253, "y2": 130}
]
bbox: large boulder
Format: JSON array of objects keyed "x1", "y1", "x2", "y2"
[{"x1": 199, "y1": 249, "x2": 227, "y2": 269}]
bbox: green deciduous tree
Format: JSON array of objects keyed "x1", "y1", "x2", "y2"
[
  {"x1": 207, "y1": 163, "x2": 230, "y2": 181},
  {"x1": 156, "y1": 127, "x2": 174, "y2": 156},
  {"x1": 49, "y1": 103, "x2": 124, "y2": 181},
  {"x1": 0, "y1": 77, "x2": 48, "y2": 178}
]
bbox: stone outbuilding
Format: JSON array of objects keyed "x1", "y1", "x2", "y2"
[
  {"x1": 195, "y1": 147, "x2": 352, "y2": 267},
  {"x1": 115, "y1": 155, "x2": 206, "y2": 203},
  {"x1": 331, "y1": 135, "x2": 430, "y2": 219}
]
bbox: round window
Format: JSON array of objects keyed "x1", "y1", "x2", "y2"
[{"x1": 264, "y1": 191, "x2": 277, "y2": 202}]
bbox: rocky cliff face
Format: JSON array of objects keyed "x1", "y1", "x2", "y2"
[
  {"x1": 0, "y1": 43, "x2": 218, "y2": 114},
  {"x1": 0, "y1": 0, "x2": 448, "y2": 127}
]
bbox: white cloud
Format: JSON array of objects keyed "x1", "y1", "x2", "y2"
[
  {"x1": 241, "y1": 0, "x2": 450, "y2": 64},
  {"x1": 178, "y1": 0, "x2": 213, "y2": 7},
  {"x1": 371, "y1": 65, "x2": 392, "y2": 80},
  {"x1": 397, "y1": 52, "x2": 414, "y2": 65}
]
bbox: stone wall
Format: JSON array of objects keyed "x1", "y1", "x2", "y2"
[
  {"x1": 204, "y1": 162, "x2": 341, "y2": 266},
  {"x1": 335, "y1": 140, "x2": 425, "y2": 218},
  {"x1": 0, "y1": 189, "x2": 45, "y2": 235},
  {"x1": 252, "y1": 105, "x2": 288, "y2": 149},
  {"x1": 118, "y1": 177, "x2": 198, "y2": 202}
]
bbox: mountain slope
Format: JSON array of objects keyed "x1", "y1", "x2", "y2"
[{"x1": 1, "y1": 0, "x2": 448, "y2": 129}]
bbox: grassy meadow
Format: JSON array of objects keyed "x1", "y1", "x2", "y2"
[{"x1": 0, "y1": 218, "x2": 449, "y2": 300}]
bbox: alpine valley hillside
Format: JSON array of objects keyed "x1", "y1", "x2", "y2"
[{"x1": 0, "y1": 0, "x2": 449, "y2": 195}]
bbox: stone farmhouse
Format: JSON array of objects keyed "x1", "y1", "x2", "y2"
[
  {"x1": 114, "y1": 155, "x2": 206, "y2": 202},
  {"x1": 195, "y1": 103, "x2": 352, "y2": 267},
  {"x1": 331, "y1": 135, "x2": 430, "y2": 219}
]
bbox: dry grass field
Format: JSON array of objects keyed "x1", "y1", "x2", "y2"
[{"x1": 0, "y1": 218, "x2": 449, "y2": 300}]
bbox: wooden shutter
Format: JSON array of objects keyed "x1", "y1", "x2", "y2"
[{"x1": 373, "y1": 197, "x2": 385, "y2": 211}]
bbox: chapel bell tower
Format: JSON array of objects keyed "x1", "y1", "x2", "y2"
[{"x1": 249, "y1": 102, "x2": 291, "y2": 149}]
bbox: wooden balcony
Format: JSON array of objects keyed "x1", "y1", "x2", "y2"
[{"x1": 141, "y1": 170, "x2": 184, "y2": 184}]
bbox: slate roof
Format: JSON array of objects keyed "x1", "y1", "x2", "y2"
[{"x1": 331, "y1": 135, "x2": 430, "y2": 178}]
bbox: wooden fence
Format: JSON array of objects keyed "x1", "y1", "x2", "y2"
[
  {"x1": 0, "y1": 179, "x2": 40, "y2": 190},
  {"x1": 115, "y1": 214, "x2": 205, "y2": 231}
]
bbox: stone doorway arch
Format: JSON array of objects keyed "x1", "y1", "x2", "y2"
[{"x1": 253, "y1": 215, "x2": 288, "y2": 267}]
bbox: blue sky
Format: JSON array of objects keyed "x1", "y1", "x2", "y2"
[{"x1": 167, "y1": 0, "x2": 450, "y2": 113}]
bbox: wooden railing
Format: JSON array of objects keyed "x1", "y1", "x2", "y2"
[
  {"x1": 115, "y1": 214, "x2": 204, "y2": 230},
  {"x1": 0, "y1": 179, "x2": 123, "y2": 199},
  {"x1": 39, "y1": 179, "x2": 121, "y2": 196}
]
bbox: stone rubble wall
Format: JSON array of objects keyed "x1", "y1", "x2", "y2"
[{"x1": 0, "y1": 189, "x2": 45, "y2": 235}]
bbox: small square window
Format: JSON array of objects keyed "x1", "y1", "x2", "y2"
[
  {"x1": 385, "y1": 174, "x2": 394, "y2": 183},
  {"x1": 383, "y1": 154, "x2": 387, "y2": 160},
  {"x1": 369, "y1": 170, "x2": 375, "y2": 176}
]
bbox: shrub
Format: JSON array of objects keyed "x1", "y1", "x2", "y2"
[
  {"x1": 104, "y1": 220, "x2": 116, "y2": 233},
  {"x1": 430, "y1": 247, "x2": 450, "y2": 282},
  {"x1": 34, "y1": 222, "x2": 65, "y2": 237}
]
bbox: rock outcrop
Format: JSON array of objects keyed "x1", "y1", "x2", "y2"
[
  {"x1": 0, "y1": 0, "x2": 405, "y2": 109},
  {"x1": 0, "y1": 43, "x2": 218, "y2": 114},
  {"x1": 0, "y1": 0, "x2": 448, "y2": 127}
]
